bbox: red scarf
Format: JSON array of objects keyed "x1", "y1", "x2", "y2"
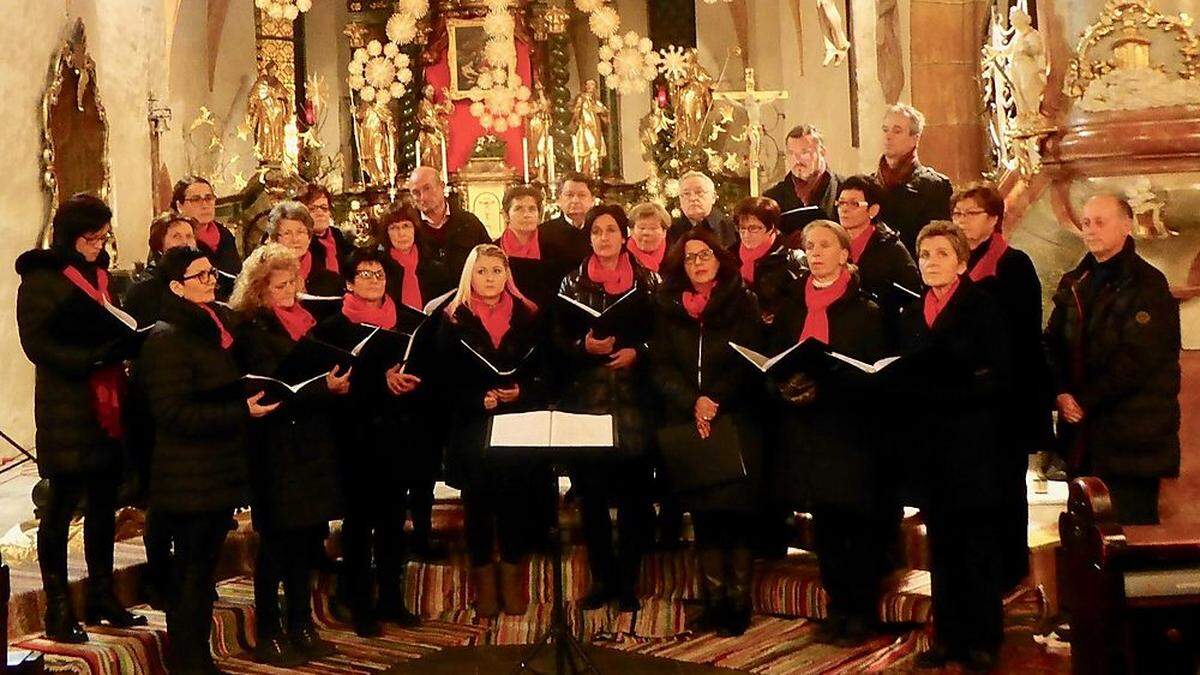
[
  {"x1": 390, "y1": 245, "x2": 424, "y2": 309},
  {"x1": 468, "y1": 291, "x2": 514, "y2": 349},
  {"x1": 587, "y1": 253, "x2": 635, "y2": 295},
  {"x1": 738, "y1": 232, "x2": 777, "y2": 285},
  {"x1": 877, "y1": 150, "x2": 918, "y2": 191},
  {"x1": 800, "y1": 269, "x2": 851, "y2": 344},
  {"x1": 198, "y1": 303, "x2": 234, "y2": 349},
  {"x1": 195, "y1": 221, "x2": 221, "y2": 252},
  {"x1": 298, "y1": 251, "x2": 313, "y2": 281},
  {"x1": 923, "y1": 278, "x2": 961, "y2": 328},
  {"x1": 848, "y1": 226, "x2": 874, "y2": 264},
  {"x1": 626, "y1": 239, "x2": 666, "y2": 272},
  {"x1": 62, "y1": 265, "x2": 124, "y2": 439},
  {"x1": 314, "y1": 228, "x2": 340, "y2": 273},
  {"x1": 342, "y1": 293, "x2": 398, "y2": 329},
  {"x1": 272, "y1": 302, "x2": 316, "y2": 341},
  {"x1": 792, "y1": 171, "x2": 830, "y2": 206},
  {"x1": 499, "y1": 228, "x2": 541, "y2": 260},
  {"x1": 682, "y1": 280, "x2": 716, "y2": 320},
  {"x1": 968, "y1": 234, "x2": 1008, "y2": 282}
]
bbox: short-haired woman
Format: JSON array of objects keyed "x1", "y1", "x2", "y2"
[
  {"x1": 495, "y1": 185, "x2": 575, "y2": 307},
  {"x1": 626, "y1": 202, "x2": 671, "y2": 272},
  {"x1": 899, "y1": 222, "x2": 1014, "y2": 672},
  {"x1": 16, "y1": 194, "x2": 148, "y2": 643},
  {"x1": 124, "y1": 213, "x2": 198, "y2": 326},
  {"x1": 172, "y1": 175, "x2": 240, "y2": 299},
  {"x1": 649, "y1": 227, "x2": 765, "y2": 636},
  {"x1": 231, "y1": 243, "x2": 349, "y2": 665},
  {"x1": 435, "y1": 244, "x2": 545, "y2": 618},
  {"x1": 731, "y1": 196, "x2": 804, "y2": 324},
  {"x1": 296, "y1": 183, "x2": 351, "y2": 275},
  {"x1": 267, "y1": 200, "x2": 343, "y2": 298}
]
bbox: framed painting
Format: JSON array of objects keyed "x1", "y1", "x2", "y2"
[{"x1": 447, "y1": 18, "x2": 517, "y2": 99}]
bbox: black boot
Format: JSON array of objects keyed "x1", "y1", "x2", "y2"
[
  {"x1": 43, "y1": 574, "x2": 88, "y2": 643},
  {"x1": 719, "y1": 548, "x2": 752, "y2": 637},
  {"x1": 377, "y1": 578, "x2": 421, "y2": 627},
  {"x1": 693, "y1": 549, "x2": 728, "y2": 632},
  {"x1": 253, "y1": 618, "x2": 306, "y2": 667},
  {"x1": 85, "y1": 575, "x2": 148, "y2": 627}
]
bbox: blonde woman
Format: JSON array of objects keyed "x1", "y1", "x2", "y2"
[{"x1": 233, "y1": 243, "x2": 349, "y2": 666}]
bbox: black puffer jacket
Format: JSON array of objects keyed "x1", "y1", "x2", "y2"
[
  {"x1": 553, "y1": 256, "x2": 658, "y2": 458},
  {"x1": 417, "y1": 206, "x2": 492, "y2": 280},
  {"x1": 16, "y1": 248, "x2": 135, "y2": 477},
  {"x1": 737, "y1": 238, "x2": 806, "y2": 321},
  {"x1": 140, "y1": 294, "x2": 249, "y2": 513},
  {"x1": 237, "y1": 311, "x2": 343, "y2": 531},
  {"x1": 1044, "y1": 237, "x2": 1181, "y2": 478},
  {"x1": 123, "y1": 260, "x2": 168, "y2": 327},
  {"x1": 649, "y1": 274, "x2": 765, "y2": 513}
]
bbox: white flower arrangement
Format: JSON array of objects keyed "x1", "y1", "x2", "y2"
[
  {"x1": 598, "y1": 32, "x2": 659, "y2": 95},
  {"x1": 395, "y1": 0, "x2": 429, "y2": 19},
  {"x1": 386, "y1": 12, "x2": 419, "y2": 45},
  {"x1": 347, "y1": 39, "x2": 412, "y2": 104},
  {"x1": 254, "y1": 0, "x2": 311, "y2": 21},
  {"x1": 588, "y1": 6, "x2": 621, "y2": 40}
]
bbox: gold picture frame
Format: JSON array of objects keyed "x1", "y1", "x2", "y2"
[{"x1": 447, "y1": 18, "x2": 517, "y2": 100}]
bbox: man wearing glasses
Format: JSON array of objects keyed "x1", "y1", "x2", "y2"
[
  {"x1": 835, "y1": 174, "x2": 921, "y2": 318},
  {"x1": 871, "y1": 104, "x2": 952, "y2": 256},
  {"x1": 667, "y1": 171, "x2": 738, "y2": 249},
  {"x1": 764, "y1": 125, "x2": 842, "y2": 237}
]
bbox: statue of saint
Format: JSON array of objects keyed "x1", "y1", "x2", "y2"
[
  {"x1": 571, "y1": 79, "x2": 608, "y2": 177},
  {"x1": 246, "y1": 60, "x2": 293, "y2": 165},
  {"x1": 1006, "y1": 8, "x2": 1048, "y2": 124},
  {"x1": 526, "y1": 83, "x2": 553, "y2": 185},
  {"x1": 670, "y1": 52, "x2": 713, "y2": 147},
  {"x1": 355, "y1": 97, "x2": 397, "y2": 187},
  {"x1": 415, "y1": 84, "x2": 453, "y2": 171}
]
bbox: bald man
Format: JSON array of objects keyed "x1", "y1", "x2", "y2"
[
  {"x1": 407, "y1": 167, "x2": 490, "y2": 277},
  {"x1": 1044, "y1": 193, "x2": 1181, "y2": 524}
]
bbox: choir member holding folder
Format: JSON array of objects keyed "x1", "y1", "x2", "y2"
[
  {"x1": 312, "y1": 248, "x2": 422, "y2": 636},
  {"x1": 140, "y1": 247, "x2": 276, "y2": 673},
  {"x1": 731, "y1": 196, "x2": 805, "y2": 324},
  {"x1": 172, "y1": 175, "x2": 240, "y2": 300},
  {"x1": 899, "y1": 222, "x2": 1014, "y2": 672},
  {"x1": 553, "y1": 204, "x2": 658, "y2": 612},
  {"x1": 230, "y1": 244, "x2": 349, "y2": 666},
  {"x1": 768, "y1": 220, "x2": 893, "y2": 647},
  {"x1": 436, "y1": 244, "x2": 545, "y2": 618},
  {"x1": 649, "y1": 228, "x2": 765, "y2": 637},
  {"x1": 16, "y1": 195, "x2": 149, "y2": 643}
]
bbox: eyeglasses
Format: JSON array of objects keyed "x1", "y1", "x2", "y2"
[
  {"x1": 737, "y1": 225, "x2": 766, "y2": 234},
  {"x1": 307, "y1": 203, "x2": 331, "y2": 213},
  {"x1": 82, "y1": 231, "x2": 113, "y2": 244},
  {"x1": 683, "y1": 249, "x2": 715, "y2": 265},
  {"x1": 387, "y1": 223, "x2": 414, "y2": 232},
  {"x1": 835, "y1": 199, "x2": 869, "y2": 209},
  {"x1": 951, "y1": 209, "x2": 988, "y2": 219},
  {"x1": 183, "y1": 194, "x2": 217, "y2": 204},
  {"x1": 182, "y1": 268, "x2": 218, "y2": 283},
  {"x1": 355, "y1": 269, "x2": 387, "y2": 280}
]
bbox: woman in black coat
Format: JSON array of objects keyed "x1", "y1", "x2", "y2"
[
  {"x1": 435, "y1": 244, "x2": 546, "y2": 618},
  {"x1": 731, "y1": 196, "x2": 805, "y2": 324},
  {"x1": 311, "y1": 248, "x2": 423, "y2": 637},
  {"x1": 123, "y1": 213, "x2": 198, "y2": 326},
  {"x1": 495, "y1": 185, "x2": 577, "y2": 308},
  {"x1": 140, "y1": 247, "x2": 279, "y2": 674},
  {"x1": 898, "y1": 222, "x2": 1014, "y2": 672},
  {"x1": 553, "y1": 204, "x2": 658, "y2": 612},
  {"x1": 952, "y1": 183, "x2": 1051, "y2": 591},
  {"x1": 172, "y1": 175, "x2": 241, "y2": 300},
  {"x1": 15, "y1": 195, "x2": 148, "y2": 643},
  {"x1": 649, "y1": 227, "x2": 765, "y2": 636},
  {"x1": 266, "y1": 201, "x2": 344, "y2": 299},
  {"x1": 770, "y1": 220, "x2": 893, "y2": 647},
  {"x1": 230, "y1": 243, "x2": 349, "y2": 666},
  {"x1": 297, "y1": 182, "x2": 353, "y2": 276}
]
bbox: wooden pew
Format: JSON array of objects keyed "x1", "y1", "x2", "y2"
[{"x1": 1059, "y1": 477, "x2": 1200, "y2": 674}]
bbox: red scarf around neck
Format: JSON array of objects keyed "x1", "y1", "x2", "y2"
[
  {"x1": 877, "y1": 150, "x2": 918, "y2": 191},
  {"x1": 792, "y1": 170, "x2": 830, "y2": 206},
  {"x1": 923, "y1": 277, "x2": 961, "y2": 328},
  {"x1": 682, "y1": 279, "x2": 717, "y2": 320},
  {"x1": 273, "y1": 302, "x2": 316, "y2": 341},
  {"x1": 63, "y1": 265, "x2": 124, "y2": 439},
  {"x1": 800, "y1": 269, "x2": 851, "y2": 344},
  {"x1": 198, "y1": 303, "x2": 234, "y2": 349},
  {"x1": 342, "y1": 292, "x2": 398, "y2": 329},
  {"x1": 314, "y1": 228, "x2": 340, "y2": 273},
  {"x1": 468, "y1": 291, "x2": 515, "y2": 349},
  {"x1": 626, "y1": 239, "x2": 666, "y2": 272},
  {"x1": 389, "y1": 245, "x2": 424, "y2": 309},
  {"x1": 499, "y1": 227, "x2": 541, "y2": 260},
  {"x1": 587, "y1": 253, "x2": 635, "y2": 295},
  {"x1": 848, "y1": 225, "x2": 874, "y2": 264},
  {"x1": 968, "y1": 234, "x2": 1008, "y2": 282},
  {"x1": 298, "y1": 251, "x2": 313, "y2": 281},
  {"x1": 195, "y1": 221, "x2": 221, "y2": 253},
  {"x1": 739, "y1": 232, "x2": 778, "y2": 285}
]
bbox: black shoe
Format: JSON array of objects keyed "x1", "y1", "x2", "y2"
[
  {"x1": 813, "y1": 615, "x2": 846, "y2": 644},
  {"x1": 352, "y1": 613, "x2": 382, "y2": 638},
  {"x1": 580, "y1": 583, "x2": 616, "y2": 611},
  {"x1": 962, "y1": 648, "x2": 998, "y2": 673},
  {"x1": 378, "y1": 597, "x2": 422, "y2": 628},
  {"x1": 85, "y1": 595, "x2": 149, "y2": 628},
  {"x1": 253, "y1": 633, "x2": 307, "y2": 667},
  {"x1": 914, "y1": 643, "x2": 952, "y2": 669},
  {"x1": 44, "y1": 595, "x2": 88, "y2": 644},
  {"x1": 833, "y1": 615, "x2": 876, "y2": 648},
  {"x1": 290, "y1": 622, "x2": 336, "y2": 658}
]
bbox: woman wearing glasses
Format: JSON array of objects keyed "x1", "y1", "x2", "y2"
[
  {"x1": 731, "y1": 196, "x2": 804, "y2": 324},
  {"x1": 267, "y1": 201, "x2": 344, "y2": 299},
  {"x1": 297, "y1": 183, "x2": 352, "y2": 276},
  {"x1": 231, "y1": 244, "x2": 349, "y2": 666},
  {"x1": 172, "y1": 175, "x2": 240, "y2": 299},
  {"x1": 16, "y1": 195, "x2": 148, "y2": 643},
  {"x1": 140, "y1": 246, "x2": 279, "y2": 673},
  {"x1": 649, "y1": 228, "x2": 765, "y2": 636},
  {"x1": 951, "y1": 183, "x2": 1050, "y2": 592}
]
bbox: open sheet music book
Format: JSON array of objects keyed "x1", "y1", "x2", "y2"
[
  {"x1": 242, "y1": 372, "x2": 327, "y2": 404},
  {"x1": 489, "y1": 410, "x2": 615, "y2": 449},
  {"x1": 103, "y1": 302, "x2": 153, "y2": 333},
  {"x1": 892, "y1": 282, "x2": 922, "y2": 299},
  {"x1": 297, "y1": 292, "x2": 343, "y2": 302},
  {"x1": 460, "y1": 341, "x2": 536, "y2": 377},
  {"x1": 556, "y1": 288, "x2": 641, "y2": 337},
  {"x1": 728, "y1": 338, "x2": 826, "y2": 376},
  {"x1": 826, "y1": 351, "x2": 903, "y2": 374}
]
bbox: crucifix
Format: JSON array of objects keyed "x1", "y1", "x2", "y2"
[{"x1": 714, "y1": 68, "x2": 789, "y2": 196}]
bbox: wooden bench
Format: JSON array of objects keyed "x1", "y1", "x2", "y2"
[{"x1": 1059, "y1": 476, "x2": 1200, "y2": 674}]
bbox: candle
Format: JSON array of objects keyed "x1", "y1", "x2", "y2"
[
  {"x1": 522, "y1": 137, "x2": 530, "y2": 184},
  {"x1": 440, "y1": 141, "x2": 449, "y2": 185},
  {"x1": 415, "y1": 138, "x2": 422, "y2": 168},
  {"x1": 547, "y1": 135, "x2": 557, "y2": 195}
]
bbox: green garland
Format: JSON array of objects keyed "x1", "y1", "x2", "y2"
[{"x1": 546, "y1": 31, "x2": 573, "y2": 181}]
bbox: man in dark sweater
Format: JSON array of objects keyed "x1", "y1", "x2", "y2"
[
  {"x1": 539, "y1": 172, "x2": 595, "y2": 267},
  {"x1": 764, "y1": 125, "x2": 841, "y2": 241},
  {"x1": 407, "y1": 166, "x2": 491, "y2": 279},
  {"x1": 871, "y1": 104, "x2": 952, "y2": 256}
]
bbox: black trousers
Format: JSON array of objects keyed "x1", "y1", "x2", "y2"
[
  {"x1": 811, "y1": 507, "x2": 895, "y2": 622},
  {"x1": 692, "y1": 510, "x2": 754, "y2": 550},
  {"x1": 925, "y1": 507, "x2": 1004, "y2": 654},
  {"x1": 37, "y1": 472, "x2": 119, "y2": 595},
  {"x1": 1102, "y1": 475, "x2": 1161, "y2": 525},
  {"x1": 162, "y1": 509, "x2": 232, "y2": 673},
  {"x1": 342, "y1": 495, "x2": 408, "y2": 613},
  {"x1": 462, "y1": 471, "x2": 535, "y2": 566},
  {"x1": 999, "y1": 451, "x2": 1031, "y2": 589},
  {"x1": 255, "y1": 525, "x2": 325, "y2": 636},
  {"x1": 402, "y1": 475, "x2": 437, "y2": 551},
  {"x1": 143, "y1": 506, "x2": 172, "y2": 591},
  {"x1": 575, "y1": 462, "x2": 654, "y2": 595}
]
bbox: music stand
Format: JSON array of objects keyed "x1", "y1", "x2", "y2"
[{"x1": 486, "y1": 411, "x2": 616, "y2": 675}]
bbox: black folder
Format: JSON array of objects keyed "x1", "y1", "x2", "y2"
[
  {"x1": 728, "y1": 338, "x2": 829, "y2": 378},
  {"x1": 779, "y1": 205, "x2": 824, "y2": 235},
  {"x1": 656, "y1": 416, "x2": 747, "y2": 493},
  {"x1": 556, "y1": 289, "x2": 641, "y2": 339}
]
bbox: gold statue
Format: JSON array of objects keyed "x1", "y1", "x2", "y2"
[
  {"x1": 355, "y1": 97, "x2": 397, "y2": 187},
  {"x1": 246, "y1": 60, "x2": 293, "y2": 165},
  {"x1": 571, "y1": 79, "x2": 608, "y2": 177},
  {"x1": 526, "y1": 83, "x2": 553, "y2": 185},
  {"x1": 670, "y1": 51, "x2": 713, "y2": 147},
  {"x1": 416, "y1": 84, "x2": 453, "y2": 172}
]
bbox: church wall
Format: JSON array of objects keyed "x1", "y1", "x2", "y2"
[{"x1": 614, "y1": 0, "x2": 651, "y2": 183}]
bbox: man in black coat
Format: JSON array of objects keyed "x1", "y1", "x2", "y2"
[
  {"x1": 540, "y1": 172, "x2": 596, "y2": 267},
  {"x1": 763, "y1": 125, "x2": 841, "y2": 240},
  {"x1": 1044, "y1": 194, "x2": 1181, "y2": 525},
  {"x1": 836, "y1": 174, "x2": 922, "y2": 319},
  {"x1": 667, "y1": 171, "x2": 738, "y2": 249},
  {"x1": 407, "y1": 166, "x2": 491, "y2": 280},
  {"x1": 872, "y1": 104, "x2": 952, "y2": 256}
]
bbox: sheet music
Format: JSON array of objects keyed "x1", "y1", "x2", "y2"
[
  {"x1": 350, "y1": 325, "x2": 383, "y2": 356},
  {"x1": 827, "y1": 351, "x2": 902, "y2": 374},
  {"x1": 422, "y1": 289, "x2": 456, "y2": 315},
  {"x1": 892, "y1": 282, "x2": 921, "y2": 299},
  {"x1": 243, "y1": 372, "x2": 327, "y2": 393},
  {"x1": 490, "y1": 411, "x2": 553, "y2": 446},
  {"x1": 298, "y1": 292, "x2": 343, "y2": 302},
  {"x1": 103, "y1": 301, "x2": 140, "y2": 331},
  {"x1": 549, "y1": 412, "x2": 614, "y2": 447},
  {"x1": 728, "y1": 340, "x2": 807, "y2": 372}
]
